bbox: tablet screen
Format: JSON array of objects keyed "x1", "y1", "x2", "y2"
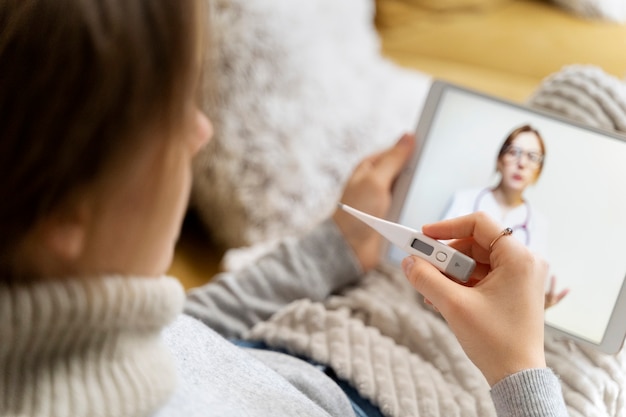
[{"x1": 387, "y1": 81, "x2": 626, "y2": 353}]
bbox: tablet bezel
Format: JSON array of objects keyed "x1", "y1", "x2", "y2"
[{"x1": 384, "y1": 80, "x2": 626, "y2": 355}]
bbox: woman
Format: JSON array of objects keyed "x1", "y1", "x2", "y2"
[
  {"x1": 443, "y1": 125, "x2": 548, "y2": 254},
  {"x1": 443, "y1": 125, "x2": 568, "y2": 307},
  {"x1": 0, "y1": 1, "x2": 567, "y2": 416}
]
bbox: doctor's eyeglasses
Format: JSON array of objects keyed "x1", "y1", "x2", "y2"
[{"x1": 503, "y1": 146, "x2": 543, "y2": 167}]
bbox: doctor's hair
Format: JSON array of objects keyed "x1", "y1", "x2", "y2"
[
  {"x1": 496, "y1": 124, "x2": 546, "y2": 177},
  {"x1": 0, "y1": 0, "x2": 205, "y2": 280}
]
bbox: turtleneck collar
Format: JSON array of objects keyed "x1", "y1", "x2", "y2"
[{"x1": 0, "y1": 275, "x2": 185, "y2": 417}]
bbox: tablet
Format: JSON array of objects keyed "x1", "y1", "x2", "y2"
[{"x1": 385, "y1": 80, "x2": 626, "y2": 354}]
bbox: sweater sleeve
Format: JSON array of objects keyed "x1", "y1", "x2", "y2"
[
  {"x1": 184, "y1": 219, "x2": 363, "y2": 339},
  {"x1": 490, "y1": 368, "x2": 569, "y2": 417}
]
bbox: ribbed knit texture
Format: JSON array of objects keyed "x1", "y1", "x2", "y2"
[
  {"x1": 248, "y1": 266, "x2": 619, "y2": 416},
  {"x1": 550, "y1": 0, "x2": 626, "y2": 23},
  {"x1": 527, "y1": 65, "x2": 626, "y2": 134},
  {"x1": 248, "y1": 267, "x2": 496, "y2": 417},
  {"x1": 0, "y1": 275, "x2": 184, "y2": 417},
  {"x1": 491, "y1": 369, "x2": 566, "y2": 417}
]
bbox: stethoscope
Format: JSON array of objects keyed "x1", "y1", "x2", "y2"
[{"x1": 473, "y1": 188, "x2": 531, "y2": 246}]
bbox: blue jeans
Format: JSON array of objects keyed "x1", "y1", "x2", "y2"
[{"x1": 232, "y1": 340, "x2": 385, "y2": 417}]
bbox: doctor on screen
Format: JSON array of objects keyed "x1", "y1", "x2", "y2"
[
  {"x1": 441, "y1": 124, "x2": 568, "y2": 308},
  {"x1": 443, "y1": 124, "x2": 548, "y2": 254}
]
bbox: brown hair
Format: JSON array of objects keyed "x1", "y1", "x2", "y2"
[
  {"x1": 0, "y1": 0, "x2": 203, "y2": 277},
  {"x1": 496, "y1": 124, "x2": 546, "y2": 178}
]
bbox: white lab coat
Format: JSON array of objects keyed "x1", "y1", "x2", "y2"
[{"x1": 442, "y1": 187, "x2": 549, "y2": 258}]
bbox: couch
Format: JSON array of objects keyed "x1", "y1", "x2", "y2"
[{"x1": 376, "y1": 0, "x2": 626, "y2": 102}]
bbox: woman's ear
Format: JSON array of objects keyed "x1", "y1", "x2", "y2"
[
  {"x1": 44, "y1": 219, "x2": 85, "y2": 261},
  {"x1": 39, "y1": 196, "x2": 91, "y2": 263}
]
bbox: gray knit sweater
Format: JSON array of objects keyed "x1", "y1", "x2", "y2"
[{"x1": 0, "y1": 220, "x2": 567, "y2": 416}]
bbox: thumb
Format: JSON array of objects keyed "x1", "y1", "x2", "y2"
[
  {"x1": 371, "y1": 133, "x2": 415, "y2": 184},
  {"x1": 402, "y1": 255, "x2": 461, "y2": 314}
]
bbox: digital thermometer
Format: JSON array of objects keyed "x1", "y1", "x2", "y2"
[{"x1": 338, "y1": 203, "x2": 476, "y2": 282}]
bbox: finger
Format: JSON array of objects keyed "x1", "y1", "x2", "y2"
[
  {"x1": 545, "y1": 287, "x2": 568, "y2": 309},
  {"x1": 437, "y1": 237, "x2": 491, "y2": 282},
  {"x1": 350, "y1": 157, "x2": 376, "y2": 181},
  {"x1": 423, "y1": 298, "x2": 440, "y2": 313},
  {"x1": 446, "y1": 237, "x2": 491, "y2": 265},
  {"x1": 402, "y1": 255, "x2": 463, "y2": 315},
  {"x1": 445, "y1": 261, "x2": 490, "y2": 287},
  {"x1": 463, "y1": 276, "x2": 481, "y2": 286},
  {"x1": 423, "y1": 212, "x2": 516, "y2": 255},
  {"x1": 357, "y1": 139, "x2": 402, "y2": 169},
  {"x1": 465, "y1": 262, "x2": 491, "y2": 283},
  {"x1": 554, "y1": 288, "x2": 570, "y2": 304},
  {"x1": 369, "y1": 133, "x2": 415, "y2": 184}
]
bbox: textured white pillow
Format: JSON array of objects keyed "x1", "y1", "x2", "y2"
[{"x1": 192, "y1": 0, "x2": 431, "y2": 248}]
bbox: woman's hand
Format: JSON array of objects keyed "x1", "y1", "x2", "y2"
[
  {"x1": 401, "y1": 212, "x2": 549, "y2": 386},
  {"x1": 332, "y1": 133, "x2": 415, "y2": 272},
  {"x1": 545, "y1": 275, "x2": 569, "y2": 309}
]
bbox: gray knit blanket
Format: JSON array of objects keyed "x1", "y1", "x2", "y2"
[
  {"x1": 247, "y1": 66, "x2": 626, "y2": 417},
  {"x1": 249, "y1": 266, "x2": 626, "y2": 417}
]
